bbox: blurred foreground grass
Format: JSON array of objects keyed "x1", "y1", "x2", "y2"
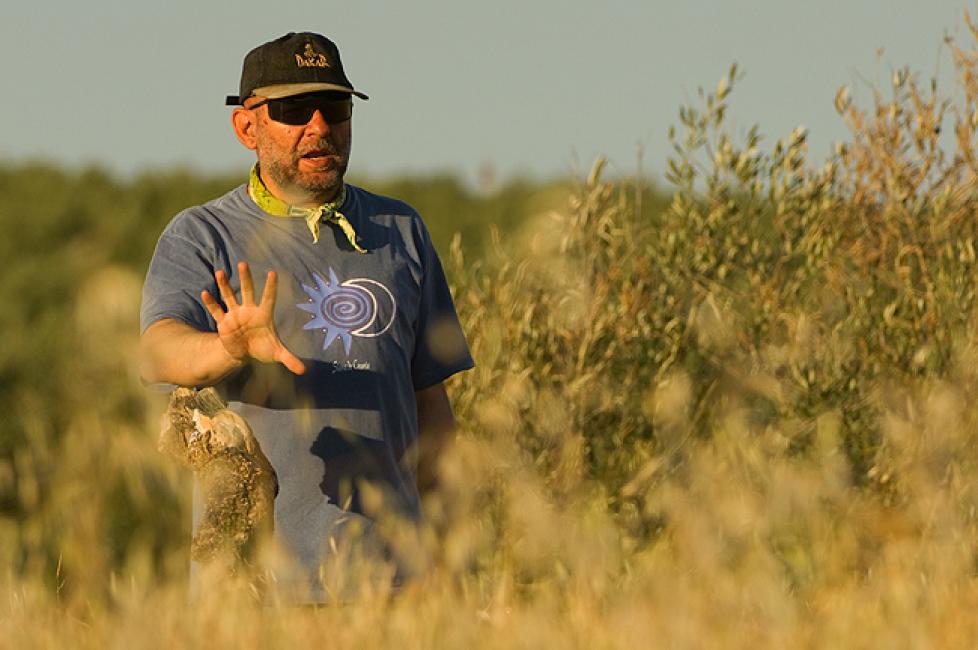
[{"x1": 7, "y1": 24, "x2": 978, "y2": 649}]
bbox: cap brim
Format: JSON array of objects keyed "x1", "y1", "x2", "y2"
[{"x1": 253, "y1": 82, "x2": 369, "y2": 101}]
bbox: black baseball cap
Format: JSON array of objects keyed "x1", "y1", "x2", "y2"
[{"x1": 225, "y1": 32, "x2": 369, "y2": 105}]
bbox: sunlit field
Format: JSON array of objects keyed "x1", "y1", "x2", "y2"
[{"x1": 7, "y1": 25, "x2": 978, "y2": 649}]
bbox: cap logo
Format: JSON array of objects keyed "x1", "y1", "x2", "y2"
[{"x1": 295, "y1": 43, "x2": 331, "y2": 68}]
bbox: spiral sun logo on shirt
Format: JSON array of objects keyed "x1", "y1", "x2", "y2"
[{"x1": 296, "y1": 268, "x2": 397, "y2": 355}]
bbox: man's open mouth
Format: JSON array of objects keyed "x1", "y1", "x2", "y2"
[{"x1": 301, "y1": 148, "x2": 332, "y2": 159}]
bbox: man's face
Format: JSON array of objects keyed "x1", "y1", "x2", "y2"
[{"x1": 244, "y1": 94, "x2": 353, "y2": 202}]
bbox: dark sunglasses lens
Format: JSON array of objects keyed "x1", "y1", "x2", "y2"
[{"x1": 268, "y1": 98, "x2": 353, "y2": 125}]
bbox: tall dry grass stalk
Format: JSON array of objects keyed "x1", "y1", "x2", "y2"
[{"x1": 9, "y1": 21, "x2": 978, "y2": 649}]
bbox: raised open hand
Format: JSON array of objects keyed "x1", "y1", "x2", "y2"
[{"x1": 200, "y1": 261, "x2": 306, "y2": 375}]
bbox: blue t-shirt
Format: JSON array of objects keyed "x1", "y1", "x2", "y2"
[{"x1": 141, "y1": 183, "x2": 473, "y2": 599}]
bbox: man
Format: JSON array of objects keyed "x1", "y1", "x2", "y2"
[{"x1": 139, "y1": 32, "x2": 473, "y2": 600}]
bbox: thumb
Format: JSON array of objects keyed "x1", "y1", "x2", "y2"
[{"x1": 276, "y1": 347, "x2": 306, "y2": 375}]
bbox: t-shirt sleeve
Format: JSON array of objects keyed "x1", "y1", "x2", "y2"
[
  {"x1": 140, "y1": 214, "x2": 222, "y2": 334},
  {"x1": 410, "y1": 224, "x2": 474, "y2": 390}
]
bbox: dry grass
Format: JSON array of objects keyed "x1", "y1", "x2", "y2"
[{"x1": 8, "y1": 20, "x2": 978, "y2": 650}]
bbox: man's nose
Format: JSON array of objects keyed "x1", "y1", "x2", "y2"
[{"x1": 304, "y1": 109, "x2": 331, "y2": 134}]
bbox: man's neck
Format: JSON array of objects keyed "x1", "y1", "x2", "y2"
[{"x1": 258, "y1": 168, "x2": 342, "y2": 208}]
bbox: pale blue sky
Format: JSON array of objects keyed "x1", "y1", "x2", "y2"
[{"x1": 1, "y1": 1, "x2": 971, "y2": 185}]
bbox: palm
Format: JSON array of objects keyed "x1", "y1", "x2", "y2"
[
  {"x1": 214, "y1": 303, "x2": 278, "y2": 360},
  {"x1": 201, "y1": 261, "x2": 305, "y2": 375}
]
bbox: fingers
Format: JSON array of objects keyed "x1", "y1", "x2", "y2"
[
  {"x1": 213, "y1": 263, "x2": 270, "y2": 308},
  {"x1": 215, "y1": 269, "x2": 239, "y2": 308},
  {"x1": 211, "y1": 262, "x2": 257, "y2": 310},
  {"x1": 260, "y1": 270, "x2": 278, "y2": 308},
  {"x1": 238, "y1": 261, "x2": 255, "y2": 305},
  {"x1": 200, "y1": 289, "x2": 225, "y2": 322},
  {"x1": 258, "y1": 270, "x2": 302, "y2": 374}
]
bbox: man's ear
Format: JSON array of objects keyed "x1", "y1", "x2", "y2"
[{"x1": 231, "y1": 107, "x2": 258, "y2": 150}]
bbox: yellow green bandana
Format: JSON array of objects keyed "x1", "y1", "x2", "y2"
[{"x1": 247, "y1": 165, "x2": 367, "y2": 253}]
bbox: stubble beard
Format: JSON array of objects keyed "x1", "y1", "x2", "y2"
[{"x1": 257, "y1": 138, "x2": 350, "y2": 204}]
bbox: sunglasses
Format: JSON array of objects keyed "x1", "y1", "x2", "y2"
[{"x1": 249, "y1": 93, "x2": 353, "y2": 126}]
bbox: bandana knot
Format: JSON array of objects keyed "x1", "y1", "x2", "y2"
[{"x1": 248, "y1": 165, "x2": 367, "y2": 253}]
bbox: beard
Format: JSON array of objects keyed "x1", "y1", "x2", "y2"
[{"x1": 256, "y1": 136, "x2": 350, "y2": 202}]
